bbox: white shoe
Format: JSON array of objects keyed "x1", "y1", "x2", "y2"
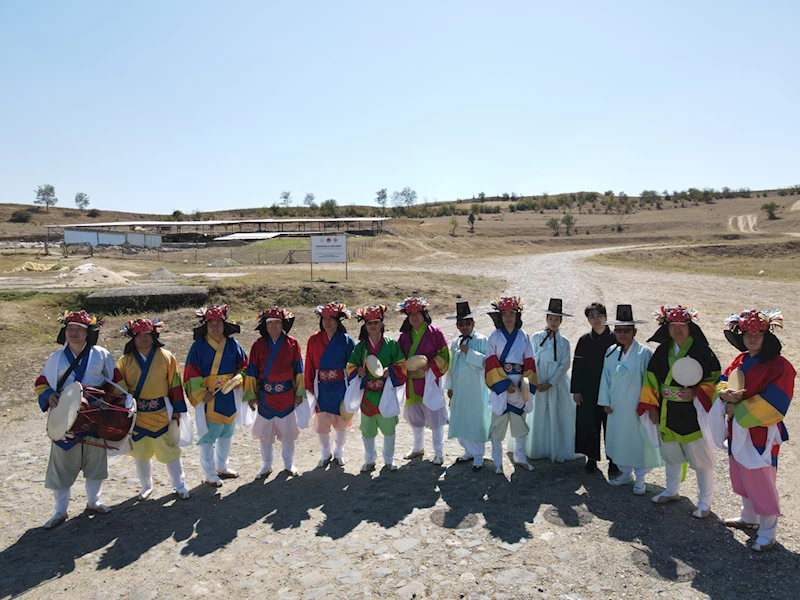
[
  {"x1": 334, "y1": 456, "x2": 346, "y2": 466},
  {"x1": 139, "y1": 487, "x2": 153, "y2": 500},
  {"x1": 361, "y1": 462, "x2": 376, "y2": 473},
  {"x1": 651, "y1": 491, "x2": 680, "y2": 504},
  {"x1": 43, "y1": 512, "x2": 68, "y2": 530},
  {"x1": 433, "y1": 456, "x2": 444, "y2": 466},
  {"x1": 609, "y1": 473, "x2": 635, "y2": 487},
  {"x1": 175, "y1": 487, "x2": 191, "y2": 500},
  {"x1": 86, "y1": 503, "x2": 111, "y2": 514},
  {"x1": 283, "y1": 466, "x2": 300, "y2": 477},
  {"x1": 317, "y1": 455, "x2": 333, "y2": 468},
  {"x1": 633, "y1": 481, "x2": 647, "y2": 495},
  {"x1": 692, "y1": 507, "x2": 711, "y2": 519},
  {"x1": 205, "y1": 475, "x2": 223, "y2": 488},
  {"x1": 217, "y1": 468, "x2": 239, "y2": 479},
  {"x1": 456, "y1": 453, "x2": 474, "y2": 463}
]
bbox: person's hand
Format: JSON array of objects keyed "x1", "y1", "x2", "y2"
[
  {"x1": 248, "y1": 400, "x2": 257, "y2": 411},
  {"x1": 173, "y1": 412, "x2": 181, "y2": 422},
  {"x1": 295, "y1": 395, "x2": 303, "y2": 406},
  {"x1": 447, "y1": 389, "x2": 453, "y2": 400},
  {"x1": 573, "y1": 393, "x2": 583, "y2": 406},
  {"x1": 460, "y1": 343, "x2": 469, "y2": 355},
  {"x1": 202, "y1": 391, "x2": 214, "y2": 404},
  {"x1": 676, "y1": 387, "x2": 694, "y2": 401},
  {"x1": 603, "y1": 406, "x2": 612, "y2": 414},
  {"x1": 648, "y1": 409, "x2": 659, "y2": 425},
  {"x1": 537, "y1": 383, "x2": 552, "y2": 393},
  {"x1": 48, "y1": 392, "x2": 60, "y2": 409},
  {"x1": 507, "y1": 383, "x2": 517, "y2": 394},
  {"x1": 725, "y1": 402, "x2": 735, "y2": 417},
  {"x1": 720, "y1": 389, "x2": 746, "y2": 404},
  {"x1": 357, "y1": 366, "x2": 367, "y2": 378},
  {"x1": 383, "y1": 370, "x2": 389, "y2": 379}
]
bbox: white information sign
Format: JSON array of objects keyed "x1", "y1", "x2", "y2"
[{"x1": 310, "y1": 235, "x2": 347, "y2": 263}]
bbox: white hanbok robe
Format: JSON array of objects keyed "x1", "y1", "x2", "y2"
[
  {"x1": 526, "y1": 330, "x2": 575, "y2": 461},
  {"x1": 444, "y1": 331, "x2": 490, "y2": 444},
  {"x1": 597, "y1": 340, "x2": 662, "y2": 470}
]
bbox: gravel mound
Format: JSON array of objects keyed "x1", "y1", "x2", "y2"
[
  {"x1": 146, "y1": 266, "x2": 177, "y2": 280},
  {"x1": 207, "y1": 258, "x2": 239, "y2": 267},
  {"x1": 67, "y1": 263, "x2": 133, "y2": 287}
]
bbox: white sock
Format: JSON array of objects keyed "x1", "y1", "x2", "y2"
[
  {"x1": 696, "y1": 468, "x2": 714, "y2": 511},
  {"x1": 758, "y1": 514, "x2": 778, "y2": 540},
  {"x1": 432, "y1": 426, "x2": 445, "y2": 457},
  {"x1": 318, "y1": 433, "x2": 332, "y2": 459},
  {"x1": 198, "y1": 443, "x2": 217, "y2": 478},
  {"x1": 166, "y1": 458, "x2": 187, "y2": 491},
  {"x1": 363, "y1": 437, "x2": 377, "y2": 464},
  {"x1": 491, "y1": 439, "x2": 504, "y2": 467},
  {"x1": 513, "y1": 436, "x2": 527, "y2": 464},
  {"x1": 664, "y1": 462, "x2": 682, "y2": 496},
  {"x1": 383, "y1": 435, "x2": 395, "y2": 464},
  {"x1": 53, "y1": 488, "x2": 70, "y2": 515},
  {"x1": 135, "y1": 459, "x2": 153, "y2": 492},
  {"x1": 411, "y1": 426, "x2": 425, "y2": 453},
  {"x1": 85, "y1": 479, "x2": 103, "y2": 507},
  {"x1": 333, "y1": 430, "x2": 347, "y2": 459},
  {"x1": 259, "y1": 440, "x2": 274, "y2": 471},
  {"x1": 741, "y1": 497, "x2": 758, "y2": 523},
  {"x1": 281, "y1": 440, "x2": 295, "y2": 470},
  {"x1": 215, "y1": 436, "x2": 234, "y2": 472}
]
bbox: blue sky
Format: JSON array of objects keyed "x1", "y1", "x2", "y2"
[{"x1": 1, "y1": 1, "x2": 798, "y2": 214}]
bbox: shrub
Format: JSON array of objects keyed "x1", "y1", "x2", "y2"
[
  {"x1": 87, "y1": 208, "x2": 101, "y2": 218},
  {"x1": 9, "y1": 210, "x2": 32, "y2": 223}
]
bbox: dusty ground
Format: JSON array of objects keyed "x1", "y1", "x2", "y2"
[{"x1": 1, "y1": 246, "x2": 799, "y2": 599}]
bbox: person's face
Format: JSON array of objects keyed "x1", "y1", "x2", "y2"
[
  {"x1": 366, "y1": 320, "x2": 383, "y2": 338},
  {"x1": 501, "y1": 311, "x2": 517, "y2": 331},
  {"x1": 546, "y1": 314, "x2": 562, "y2": 332},
  {"x1": 668, "y1": 322, "x2": 690, "y2": 346},
  {"x1": 457, "y1": 319, "x2": 474, "y2": 336},
  {"x1": 134, "y1": 332, "x2": 154, "y2": 353},
  {"x1": 266, "y1": 320, "x2": 283, "y2": 340},
  {"x1": 65, "y1": 323, "x2": 88, "y2": 348},
  {"x1": 614, "y1": 326, "x2": 636, "y2": 348},
  {"x1": 743, "y1": 331, "x2": 765, "y2": 355},
  {"x1": 322, "y1": 316, "x2": 339, "y2": 336},
  {"x1": 408, "y1": 311, "x2": 424, "y2": 329},
  {"x1": 207, "y1": 319, "x2": 225, "y2": 341},
  {"x1": 586, "y1": 310, "x2": 606, "y2": 330}
]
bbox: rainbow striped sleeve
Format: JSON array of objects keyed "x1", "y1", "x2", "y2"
[
  {"x1": 166, "y1": 353, "x2": 187, "y2": 412},
  {"x1": 345, "y1": 343, "x2": 363, "y2": 382},
  {"x1": 35, "y1": 374, "x2": 53, "y2": 412},
  {"x1": 694, "y1": 366, "x2": 721, "y2": 412},
  {"x1": 734, "y1": 367, "x2": 794, "y2": 429},
  {"x1": 183, "y1": 343, "x2": 207, "y2": 407},
  {"x1": 431, "y1": 343, "x2": 450, "y2": 378},
  {"x1": 638, "y1": 370, "x2": 661, "y2": 416},
  {"x1": 485, "y1": 335, "x2": 510, "y2": 394},
  {"x1": 523, "y1": 356, "x2": 538, "y2": 392}
]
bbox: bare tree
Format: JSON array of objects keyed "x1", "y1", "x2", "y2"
[
  {"x1": 279, "y1": 190, "x2": 292, "y2": 208},
  {"x1": 303, "y1": 193, "x2": 316, "y2": 209}
]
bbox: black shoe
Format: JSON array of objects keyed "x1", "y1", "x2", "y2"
[
  {"x1": 608, "y1": 462, "x2": 620, "y2": 477},
  {"x1": 584, "y1": 459, "x2": 598, "y2": 473}
]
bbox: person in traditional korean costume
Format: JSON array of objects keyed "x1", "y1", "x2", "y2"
[
  {"x1": 638, "y1": 305, "x2": 721, "y2": 518},
  {"x1": 443, "y1": 301, "x2": 491, "y2": 470},
  {"x1": 35, "y1": 311, "x2": 126, "y2": 529},
  {"x1": 397, "y1": 297, "x2": 450, "y2": 465},
  {"x1": 117, "y1": 318, "x2": 190, "y2": 500},
  {"x1": 305, "y1": 302, "x2": 355, "y2": 468},
  {"x1": 485, "y1": 296, "x2": 538, "y2": 474},
  {"x1": 715, "y1": 309, "x2": 794, "y2": 552},
  {"x1": 183, "y1": 304, "x2": 248, "y2": 487},
  {"x1": 597, "y1": 305, "x2": 661, "y2": 495},
  {"x1": 244, "y1": 306, "x2": 305, "y2": 478},
  {"x1": 527, "y1": 298, "x2": 575, "y2": 463},
  {"x1": 346, "y1": 305, "x2": 408, "y2": 472},
  {"x1": 571, "y1": 302, "x2": 619, "y2": 476}
]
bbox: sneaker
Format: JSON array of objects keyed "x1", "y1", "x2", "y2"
[
  {"x1": 609, "y1": 473, "x2": 635, "y2": 487},
  {"x1": 692, "y1": 507, "x2": 711, "y2": 519},
  {"x1": 139, "y1": 487, "x2": 153, "y2": 500},
  {"x1": 334, "y1": 456, "x2": 346, "y2": 466},
  {"x1": 514, "y1": 460, "x2": 535, "y2": 472},
  {"x1": 386, "y1": 463, "x2": 398, "y2": 472}
]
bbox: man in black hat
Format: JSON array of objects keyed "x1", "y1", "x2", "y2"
[{"x1": 443, "y1": 301, "x2": 491, "y2": 469}]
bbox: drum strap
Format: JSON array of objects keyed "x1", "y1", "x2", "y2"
[{"x1": 57, "y1": 345, "x2": 90, "y2": 392}]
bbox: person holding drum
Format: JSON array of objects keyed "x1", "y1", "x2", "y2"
[
  {"x1": 715, "y1": 309, "x2": 795, "y2": 552},
  {"x1": 244, "y1": 306, "x2": 305, "y2": 479},
  {"x1": 638, "y1": 305, "x2": 721, "y2": 518},
  {"x1": 485, "y1": 296, "x2": 538, "y2": 474},
  {"x1": 35, "y1": 310, "x2": 126, "y2": 529},
  {"x1": 346, "y1": 304, "x2": 408, "y2": 472},
  {"x1": 118, "y1": 318, "x2": 191, "y2": 500},
  {"x1": 527, "y1": 298, "x2": 575, "y2": 463},
  {"x1": 183, "y1": 305, "x2": 249, "y2": 487},
  {"x1": 397, "y1": 297, "x2": 450, "y2": 465},
  {"x1": 443, "y1": 301, "x2": 491, "y2": 470},
  {"x1": 304, "y1": 302, "x2": 355, "y2": 468}
]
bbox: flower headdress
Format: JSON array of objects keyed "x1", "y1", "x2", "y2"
[
  {"x1": 491, "y1": 296, "x2": 524, "y2": 313},
  {"x1": 257, "y1": 306, "x2": 293, "y2": 322},
  {"x1": 196, "y1": 304, "x2": 230, "y2": 322},
  {"x1": 397, "y1": 297, "x2": 429, "y2": 315},
  {"x1": 314, "y1": 302, "x2": 351, "y2": 319},
  {"x1": 725, "y1": 309, "x2": 783, "y2": 334},
  {"x1": 120, "y1": 317, "x2": 164, "y2": 337},
  {"x1": 654, "y1": 305, "x2": 697, "y2": 326},
  {"x1": 59, "y1": 310, "x2": 103, "y2": 329},
  {"x1": 356, "y1": 305, "x2": 388, "y2": 322}
]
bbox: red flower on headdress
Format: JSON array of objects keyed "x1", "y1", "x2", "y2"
[
  {"x1": 121, "y1": 317, "x2": 164, "y2": 337},
  {"x1": 726, "y1": 309, "x2": 783, "y2": 334},
  {"x1": 654, "y1": 305, "x2": 697, "y2": 325},
  {"x1": 197, "y1": 304, "x2": 229, "y2": 322},
  {"x1": 491, "y1": 296, "x2": 524, "y2": 313},
  {"x1": 315, "y1": 302, "x2": 351, "y2": 319},
  {"x1": 357, "y1": 305, "x2": 387, "y2": 322},
  {"x1": 258, "y1": 306, "x2": 293, "y2": 322},
  {"x1": 397, "y1": 297, "x2": 428, "y2": 315},
  {"x1": 60, "y1": 310, "x2": 99, "y2": 328}
]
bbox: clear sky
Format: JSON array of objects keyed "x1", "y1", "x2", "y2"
[{"x1": 1, "y1": 1, "x2": 798, "y2": 214}]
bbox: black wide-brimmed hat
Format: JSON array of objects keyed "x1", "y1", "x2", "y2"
[
  {"x1": 606, "y1": 304, "x2": 647, "y2": 326},
  {"x1": 448, "y1": 300, "x2": 475, "y2": 321},
  {"x1": 541, "y1": 298, "x2": 573, "y2": 317}
]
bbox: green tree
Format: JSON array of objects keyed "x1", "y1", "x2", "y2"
[
  {"x1": 74, "y1": 192, "x2": 90, "y2": 214},
  {"x1": 561, "y1": 213, "x2": 576, "y2": 235},
  {"x1": 761, "y1": 202, "x2": 781, "y2": 220},
  {"x1": 478, "y1": 192, "x2": 486, "y2": 201},
  {"x1": 546, "y1": 216, "x2": 561, "y2": 236},
  {"x1": 279, "y1": 190, "x2": 292, "y2": 208},
  {"x1": 303, "y1": 192, "x2": 316, "y2": 209},
  {"x1": 391, "y1": 187, "x2": 418, "y2": 207},
  {"x1": 375, "y1": 188, "x2": 388, "y2": 212},
  {"x1": 320, "y1": 198, "x2": 338, "y2": 216},
  {"x1": 34, "y1": 184, "x2": 58, "y2": 212},
  {"x1": 467, "y1": 212, "x2": 476, "y2": 232},
  {"x1": 449, "y1": 216, "x2": 458, "y2": 236}
]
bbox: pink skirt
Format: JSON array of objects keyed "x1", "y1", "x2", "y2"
[{"x1": 728, "y1": 455, "x2": 780, "y2": 516}]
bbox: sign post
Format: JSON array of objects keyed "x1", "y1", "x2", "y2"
[{"x1": 310, "y1": 234, "x2": 348, "y2": 280}]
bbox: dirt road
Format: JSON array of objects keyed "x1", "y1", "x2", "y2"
[{"x1": 1, "y1": 247, "x2": 798, "y2": 600}]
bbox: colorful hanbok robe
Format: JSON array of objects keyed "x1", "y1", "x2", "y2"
[
  {"x1": 597, "y1": 339, "x2": 661, "y2": 470},
  {"x1": 527, "y1": 330, "x2": 574, "y2": 462},
  {"x1": 398, "y1": 322, "x2": 449, "y2": 406},
  {"x1": 485, "y1": 328, "x2": 538, "y2": 437},
  {"x1": 305, "y1": 330, "x2": 355, "y2": 415},
  {"x1": 244, "y1": 333, "x2": 305, "y2": 421}
]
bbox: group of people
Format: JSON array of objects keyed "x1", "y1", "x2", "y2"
[{"x1": 35, "y1": 295, "x2": 794, "y2": 552}]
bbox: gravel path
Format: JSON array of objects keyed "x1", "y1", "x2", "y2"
[{"x1": 1, "y1": 247, "x2": 798, "y2": 600}]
